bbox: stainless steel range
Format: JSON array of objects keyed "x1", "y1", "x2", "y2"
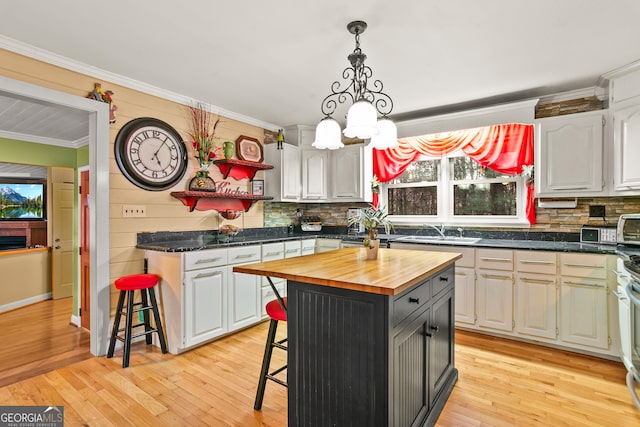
[{"x1": 614, "y1": 254, "x2": 640, "y2": 409}]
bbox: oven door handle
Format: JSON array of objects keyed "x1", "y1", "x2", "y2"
[
  {"x1": 627, "y1": 368, "x2": 640, "y2": 410},
  {"x1": 625, "y1": 283, "x2": 640, "y2": 307}
]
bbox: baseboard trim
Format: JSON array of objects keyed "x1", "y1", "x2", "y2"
[{"x1": 0, "y1": 292, "x2": 51, "y2": 313}]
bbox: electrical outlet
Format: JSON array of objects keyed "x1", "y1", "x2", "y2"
[
  {"x1": 122, "y1": 204, "x2": 147, "y2": 217},
  {"x1": 588, "y1": 205, "x2": 605, "y2": 218}
]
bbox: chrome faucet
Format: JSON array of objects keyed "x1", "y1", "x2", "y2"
[
  {"x1": 424, "y1": 224, "x2": 446, "y2": 239},
  {"x1": 457, "y1": 227, "x2": 464, "y2": 238}
]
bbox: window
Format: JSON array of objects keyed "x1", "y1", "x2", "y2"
[{"x1": 381, "y1": 151, "x2": 527, "y2": 226}]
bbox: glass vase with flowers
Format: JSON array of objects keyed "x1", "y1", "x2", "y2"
[{"x1": 187, "y1": 103, "x2": 222, "y2": 191}]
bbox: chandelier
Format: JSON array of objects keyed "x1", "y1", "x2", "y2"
[{"x1": 312, "y1": 20, "x2": 399, "y2": 150}]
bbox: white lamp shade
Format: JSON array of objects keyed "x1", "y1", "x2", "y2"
[
  {"x1": 313, "y1": 117, "x2": 344, "y2": 149},
  {"x1": 343, "y1": 100, "x2": 379, "y2": 139},
  {"x1": 369, "y1": 117, "x2": 399, "y2": 149}
]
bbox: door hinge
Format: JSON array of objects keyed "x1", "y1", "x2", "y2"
[
  {"x1": 512, "y1": 320, "x2": 516, "y2": 329},
  {"x1": 78, "y1": 185, "x2": 81, "y2": 194},
  {"x1": 608, "y1": 336, "x2": 612, "y2": 346},
  {"x1": 556, "y1": 327, "x2": 559, "y2": 338},
  {"x1": 79, "y1": 308, "x2": 81, "y2": 316},
  {"x1": 602, "y1": 116, "x2": 606, "y2": 126}
]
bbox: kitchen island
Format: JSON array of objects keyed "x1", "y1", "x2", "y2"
[{"x1": 233, "y1": 247, "x2": 461, "y2": 427}]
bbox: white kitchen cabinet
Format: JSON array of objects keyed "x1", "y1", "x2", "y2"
[
  {"x1": 315, "y1": 238, "x2": 341, "y2": 253},
  {"x1": 301, "y1": 238, "x2": 316, "y2": 255},
  {"x1": 476, "y1": 249, "x2": 514, "y2": 333},
  {"x1": 284, "y1": 240, "x2": 302, "y2": 258},
  {"x1": 226, "y1": 246, "x2": 261, "y2": 331},
  {"x1": 558, "y1": 253, "x2": 609, "y2": 350},
  {"x1": 535, "y1": 110, "x2": 605, "y2": 197},
  {"x1": 515, "y1": 251, "x2": 558, "y2": 340},
  {"x1": 301, "y1": 149, "x2": 329, "y2": 200},
  {"x1": 612, "y1": 103, "x2": 640, "y2": 191},
  {"x1": 264, "y1": 142, "x2": 301, "y2": 201},
  {"x1": 260, "y1": 242, "x2": 286, "y2": 318},
  {"x1": 329, "y1": 144, "x2": 373, "y2": 202},
  {"x1": 454, "y1": 267, "x2": 476, "y2": 325},
  {"x1": 184, "y1": 266, "x2": 227, "y2": 347}
]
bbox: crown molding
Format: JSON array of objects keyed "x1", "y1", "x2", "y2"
[
  {"x1": 0, "y1": 35, "x2": 281, "y2": 132},
  {"x1": 0, "y1": 129, "x2": 87, "y2": 149},
  {"x1": 538, "y1": 86, "x2": 607, "y2": 104}
]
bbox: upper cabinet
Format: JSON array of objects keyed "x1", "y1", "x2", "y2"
[
  {"x1": 605, "y1": 61, "x2": 640, "y2": 194},
  {"x1": 264, "y1": 125, "x2": 373, "y2": 203},
  {"x1": 535, "y1": 110, "x2": 606, "y2": 197}
]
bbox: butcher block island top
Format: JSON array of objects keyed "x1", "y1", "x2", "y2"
[
  {"x1": 235, "y1": 247, "x2": 462, "y2": 427},
  {"x1": 232, "y1": 247, "x2": 461, "y2": 295}
]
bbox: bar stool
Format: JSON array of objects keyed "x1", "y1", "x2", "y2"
[
  {"x1": 254, "y1": 278, "x2": 287, "y2": 411},
  {"x1": 107, "y1": 273, "x2": 168, "y2": 368}
]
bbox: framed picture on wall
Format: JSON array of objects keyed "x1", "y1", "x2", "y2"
[{"x1": 252, "y1": 179, "x2": 264, "y2": 196}]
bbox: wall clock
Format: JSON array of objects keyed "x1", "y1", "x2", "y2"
[{"x1": 114, "y1": 117, "x2": 188, "y2": 191}]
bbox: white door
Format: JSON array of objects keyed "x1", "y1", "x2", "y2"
[
  {"x1": 331, "y1": 145, "x2": 362, "y2": 200},
  {"x1": 302, "y1": 149, "x2": 328, "y2": 200},
  {"x1": 477, "y1": 270, "x2": 514, "y2": 332},
  {"x1": 454, "y1": 267, "x2": 476, "y2": 325},
  {"x1": 184, "y1": 266, "x2": 227, "y2": 347},
  {"x1": 613, "y1": 103, "x2": 640, "y2": 190},
  {"x1": 51, "y1": 167, "x2": 74, "y2": 300},
  {"x1": 516, "y1": 273, "x2": 557, "y2": 340},
  {"x1": 227, "y1": 265, "x2": 260, "y2": 331},
  {"x1": 559, "y1": 278, "x2": 608, "y2": 349}
]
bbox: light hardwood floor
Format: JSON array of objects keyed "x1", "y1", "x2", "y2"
[{"x1": 1, "y1": 299, "x2": 639, "y2": 426}]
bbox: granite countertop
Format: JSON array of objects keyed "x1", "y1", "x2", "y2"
[{"x1": 136, "y1": 230, "x2": 622, "y2": 255}]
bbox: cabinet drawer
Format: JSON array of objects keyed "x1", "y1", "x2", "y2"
[
  {"x1": 393, "y1": 279, "x2": 431, "y2": 326},
  {"x1": 516, "y1": 251, "x2": 557, "y2": 275},
  {"x1": 262, "y1": 242, "x2": 285, "y2": 261},
  {"x1": 432, "y1": 266, "x2": 454, "y2": 297},
  {"x1": 559, "y1": 253, "x2": 607, "y2": 279},
  {"x1": 285, "y1": 240, "x2": 302, "y2": 258},
  {"x1": 184, "y1": 248, "x2": 228, "y2": 271},
  {"x1": 476, "y1": 248, "x2": 514, "y2": 271},
  {"x1": 228, "y1": 245, "x2": 261, "y2": 265}
]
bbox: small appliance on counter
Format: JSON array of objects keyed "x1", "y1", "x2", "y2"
[
  {"x1": 618, "y1": 214, "x2": 640, "y2": 245},
  {"x1": 347, "y1": 208, "x2": 365, "y2": 234},
  {"x1": 580, "y1": 225, "x2": 617, "y2": 245},
  {"x1": 301, "y1": 216, "x2": 322, "y2": 232}
]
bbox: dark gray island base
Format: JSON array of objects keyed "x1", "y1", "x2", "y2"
[{"x1": 234, "y1": 248, "x2": 460, "y2": 426}]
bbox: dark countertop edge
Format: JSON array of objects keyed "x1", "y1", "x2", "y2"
[{"x1": 136, "y1": 232, "x2": 628, "y2": 255}]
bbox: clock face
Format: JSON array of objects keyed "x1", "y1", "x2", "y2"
[{"x1": 114, "y1": 118, "x2": 188, "y2": 191}]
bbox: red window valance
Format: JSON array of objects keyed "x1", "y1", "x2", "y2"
[{"x1": 372, "y1": 123, "x2": 535, "y2": 224}]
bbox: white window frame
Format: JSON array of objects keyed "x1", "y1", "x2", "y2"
[{"x1": 380, "y1": 151, "x2": 529, "y2": 227}]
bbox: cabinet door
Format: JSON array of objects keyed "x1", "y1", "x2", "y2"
[
  {"x1": 301, "y1": 149, "x2": 328, "y2": 199},
  {"x1": 559, "y1": 278, "x2": 608, "y2": 349},
  {"x1": 429, "y1": 291, "x2": 455, "y2": 406},
  {"x1": 477, "y1": 270, "x2": 514, "y2": 332},
  {"x1": 282, "y1": 144, "x2": 301, "y2": 200},
  {"x1": 454, "y1": 267, "x2": 476, "y2": 325},
  {"x1": 331, "y1": 145, "x2": 362, "y2": 200},
  {"x1": 613, "y1": 103, "x2": 640, "y2": 191},
  {"x1": 516, "y1": 272, "x2": 557, "y2": 340},
  {"x1": 535, "y1": 111, "x2": 604, "y2": 196},
  {"x1": 184, "y1": 267, "x2": 227, "y2": 347},
  {"x1": 392, "y1": 307, "x2": 430, "y2": 427},
  {"x1": 227, "y1": 265, "x2": 261, "y2": 331}
]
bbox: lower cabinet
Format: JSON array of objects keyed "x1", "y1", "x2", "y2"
[
  {"x1": 391, "y1": 267, "x2": 456, "y2": 426},
  {"x1": 476, "y1": 269, "x2": 514, "y2": 332},
  {"x1": 390, "y1": 242, "x2": 619, "y2": 358},
  {"x1": 183, "y1": 266, "x2": 227, "y2": 348}
]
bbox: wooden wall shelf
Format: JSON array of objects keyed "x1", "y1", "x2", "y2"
[
  {"x1": 170, "y1": 191, "x2": 273, "y2": 213},
  {"x1": 212, "y1": 159, "x2": 274, "y2": 181}
]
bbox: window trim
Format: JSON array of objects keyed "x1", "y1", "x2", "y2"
[{"x1": 380, "y1": 152, "x2": 530, "y2": 227}]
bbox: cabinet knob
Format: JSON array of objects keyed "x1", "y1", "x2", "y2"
[
  {"x1": 431, "y1": 325, "x2": 440, "y2": 332},
  {"x1": 408, "y1": 297, "x2": 420, "y2": 304},
  {"x1": 439, "y1": 276, "x2": 448, "y2": 282},
  {"x1": 55, "y1": 245, "x2": 61, "y2": 250}
]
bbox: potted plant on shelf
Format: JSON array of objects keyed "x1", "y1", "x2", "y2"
[{"x1": 347, "y1": 204, "x2": 393, "y2": 260}]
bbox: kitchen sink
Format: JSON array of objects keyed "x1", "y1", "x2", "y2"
[{"x1": 394, "y1": 235, "x2": 481, "y2": 245}]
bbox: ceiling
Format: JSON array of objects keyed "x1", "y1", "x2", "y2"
[{"x1": 1, "y1": 0, "x2": 640, "y2": 137}]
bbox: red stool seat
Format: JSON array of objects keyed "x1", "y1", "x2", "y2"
[
  {"x1": 265, "y1": 297, "x2": 287, "y2": 322},
  {"x1": 115, "y1": 274, "x2": 159, "y2": 291}
]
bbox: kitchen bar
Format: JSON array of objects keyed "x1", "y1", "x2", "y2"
[{"x1": 234, "y1": 247, "x2": 461, "y2": 426}]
